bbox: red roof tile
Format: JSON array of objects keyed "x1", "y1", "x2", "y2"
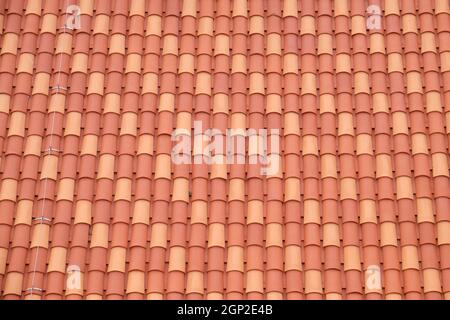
[{"x1": 0, "y1": 0, "x2": 449, "y2": 300}]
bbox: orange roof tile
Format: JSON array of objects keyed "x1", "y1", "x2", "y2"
[{"x1": 0, "y1": 0, "x2": 449, "y2": 300}]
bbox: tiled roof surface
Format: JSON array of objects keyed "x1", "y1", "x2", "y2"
[{"x1": 0, "y1": 0, "x2": 449, "y2": 300}]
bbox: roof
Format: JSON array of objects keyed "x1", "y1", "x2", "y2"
[{"x1": 0, "y1": 0, "x2": 449, "y2": 300}]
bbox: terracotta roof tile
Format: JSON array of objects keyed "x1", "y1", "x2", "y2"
[{"x1": 0, "y1": 0, "x2": 448, "y2": 300}]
